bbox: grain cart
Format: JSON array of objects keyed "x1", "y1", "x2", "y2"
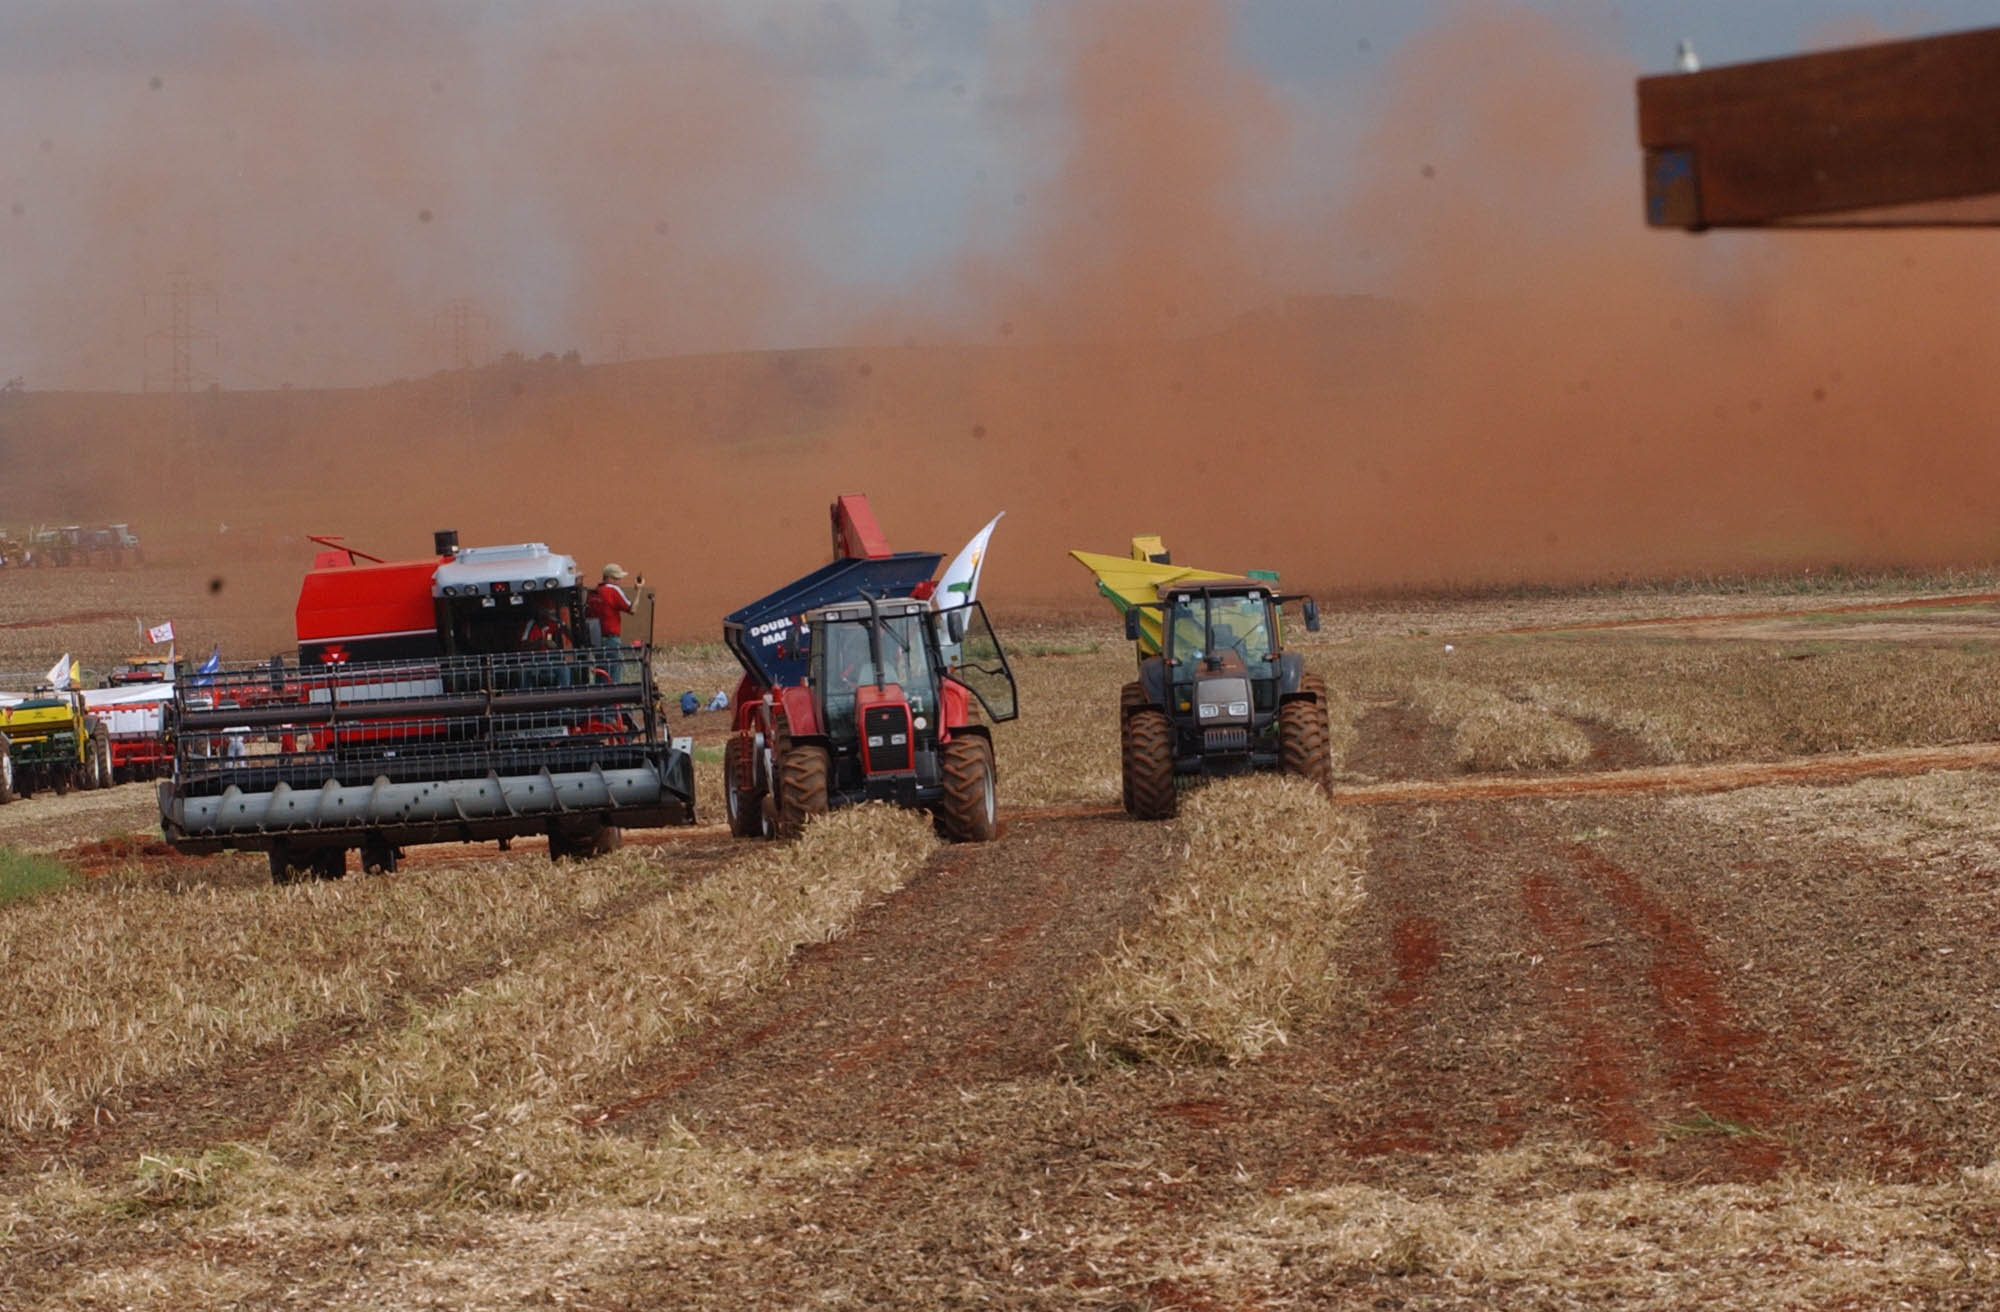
[
  {"x1": 158, "y1": 531, "x2": 695, "y2": 881},
  {"x1": 1072, "y1": 539, "x2": 1330, "y2": 820},
  {"x1": 722, "y1": 495, "x2": 1018, "y2": 841},
  {"x1": 0, "y1": 688, "x2": 112, "y2": 801}
]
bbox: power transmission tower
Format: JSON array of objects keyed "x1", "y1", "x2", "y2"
[
  {"x1": 434, "y1": 298, "x2": 489, "y2": 370},
  {"x1": 144, "y1": 268, "x2": 218, "y2": 394},
  {"x1": 433, "y1": 298, "x2": 490, "y2": 454},
  {"x1": 599, "y1": 319, "x2": 645, "y2": 361}
]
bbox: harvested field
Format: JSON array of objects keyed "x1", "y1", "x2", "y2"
[{"x1": 5, "y1": 572, "x2": 2000, "y2": 1308}]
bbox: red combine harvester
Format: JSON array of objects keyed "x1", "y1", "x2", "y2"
[
  {"x1": 158, "y1": 530, "x2": 695, "y2": 881},
  {"x1": 721, "y1": 496, "x2": 1018, "y2": 841},
  {"x1": 93, "y1": 654, "x2": 180, "y2": 781}
]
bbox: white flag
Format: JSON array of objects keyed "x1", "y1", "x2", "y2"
[
  {"x1": 935, "y1": 511, "x2": 1004, "y2": 609},
  {"x1": 148, "y1": 621, "x2": 175, "y2": 645},
  {"x1": 46, "y1": 653, "x2": 70, "y2": 689}
]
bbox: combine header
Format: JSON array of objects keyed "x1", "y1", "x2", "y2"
[
  {"x1": 721, "y1": 495, "x2": 1018, "y2": 841},
  {"x1": 1073, "y1": 537, "x2": 1330, "y2": 819},
  {"x1": 158, "y1": 531, "x2": 694, "y2": 881}
]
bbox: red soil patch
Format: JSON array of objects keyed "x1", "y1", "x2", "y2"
[
  {"x1": 1383, "y1": 915, "x2": 1444, "y2": 1009},
  {"x1": 63, "y1": 834, "x2": 205, "y2": 878},
  {"x1": 1565, "y1": 846, "x2": 1790, "y2": 1176},
  {"x1": 1518, "y1": 870, "x2": 1652, "y2": 1152}
]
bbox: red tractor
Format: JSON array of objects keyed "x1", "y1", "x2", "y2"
[
  {"x1": 159, "y1": 530, "x2": 694, "y2": 880},
  {"x1": 721, "y1": 497, "x2": 1018, "y2": 842}
]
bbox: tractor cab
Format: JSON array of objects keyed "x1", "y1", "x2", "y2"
[
  {"x1": 806, "y1": 598, "x2": 1018, "y2": 747},
  {"x1": 810, "y1": 598, "x2": 940, "y2": 750},
  {"x1": 771, "y1": 596, "x2": 1017, "y2": 828},
  {"x1": 1127, "y1": 580, "x2": 1322, "y2": 771}
]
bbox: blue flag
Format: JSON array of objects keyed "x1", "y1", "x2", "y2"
[{"x1": 192, "y1": 646, "x2": 222, "y2": 685}]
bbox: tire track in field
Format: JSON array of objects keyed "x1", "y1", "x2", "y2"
[
  {"x1": 1333, "y1": 741, "x2": 2000, "y2": 807},
  {"x1": 1, "y1": 836, "x2": 740, "y2": 1178},
  {"x1": 591, "y1": 815, "x2": 1176, "y2": 1145},
  {"x1": 1488, "y1": 590, "x2": 2000, "y2": 637}
]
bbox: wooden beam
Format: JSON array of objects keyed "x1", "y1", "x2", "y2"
[{"x1": 1638, "y1": 27, "x2": 2000, "y2": 228}]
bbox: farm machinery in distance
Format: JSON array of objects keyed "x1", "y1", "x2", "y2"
[
  {"x1": 721, "y1": 495, "x2": 1018, "y2": 842},
  {"x1": 0, "y1": 687, "x2": 113, "y2": 801},
  {"x1": 157, "y1": 530, "x2": 695, "y2": 881},
  {"x1": 1072, "y1": 537, "x2": 1331, "y2": 820}
]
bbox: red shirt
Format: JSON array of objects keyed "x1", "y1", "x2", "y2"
[{"x1": 586, "y1": 581, "x2": 633, "y2": 637}]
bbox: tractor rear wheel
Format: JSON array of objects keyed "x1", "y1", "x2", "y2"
[
  {"x1": 775, "y1": 742, "x2": 829, "y2": 839},
  {"x1": 937, "y1": 735, "x2": 997, "y2": 842},
  {"x1": 1278, "y1": 690, "x2": 1334, "y2": 794},
  {"x1": 94, "y1": 729, "x2": 114, "y2": 789},
  {"x1": 723, "y1": 733, "x2": 767, "y2": 838},
  {"x1": 0, "y1": 738, "x2": 14, "y2": 804},
  {"x1": 1122, "y1": 708, "x2": 1176, "y2": 820}
]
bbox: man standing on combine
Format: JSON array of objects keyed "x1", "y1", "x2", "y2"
[{"x1": 587, "y1": 563, "x2": 636, "y2": 680}]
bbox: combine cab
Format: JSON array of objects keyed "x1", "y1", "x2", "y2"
[
  {"x1": 1073, "y1": 539, "x2": 1331, "y2": 819},
  {"x1": 721, "y1": 496, "x2": 1018, "y2": 841},
  {"x1": 0, "y1": 688, "x2": 112, "y2": 801},
  {"x1": 158, "y1": 531, "x2": 695, "y2": 881}
]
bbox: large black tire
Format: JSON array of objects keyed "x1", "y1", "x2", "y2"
[
  {"x1": 0, "y1": 738, "x2": 14, "y2": 804},
  {"x1": 1118, "y1": 683, "x2": 1148, "y2": 814},
  {"x1": 723, "y1": 733, "x2": 767, "y2": 839},
  {"x1": 1122, "y1": 708, "x2": 1176, "y2": 820},
  {"x1": 936, "y1": 735, "x2": 997, "y2": 843},
  {"x1": 548, "y1": 819, "x2": 620, "y2": 862},
  {"x1": 360, "y1": 838, "x2": 402, "y2": 874},
  {"x1": 1278, "y1": 691, "x2": 1334, "y2": 794},
  {"x1": 775, "y1": 741, "x2": 829, "y2": 840},
  {"x1": 271, "y1": 846, "x2": 346, "y2": 884},
  {"x1": 96, "y1": 729, "x2": 115, "y2": 789}
]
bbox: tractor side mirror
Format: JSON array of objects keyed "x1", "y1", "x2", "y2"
[
  {"x1": 947, "y1": 610, "x2": 967, "y2": 644},
  {"x1": 1124, "y1": 608, "x2": 1144, "y2": 642},
  {"x1": 1302, "y1": 598, "x2": 1322, "y2": 633}
]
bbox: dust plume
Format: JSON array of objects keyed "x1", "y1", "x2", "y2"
[{"x1": 6, "y1": 2, "x2": 2000, "y2": 646}]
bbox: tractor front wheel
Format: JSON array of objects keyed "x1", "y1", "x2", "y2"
[
  {"x1": 723, "y1": 733, "x2": 767, "y2": 839},
  {"x1": 937, "y1": 735, "x2": 997, "y2": 842},
  {"x1": 0, "y1": 739, "x2": 14, "y2": 804},
  {"x1": 775, "y1": 742, "x2": 829, "y2": 840},
  {"x1": 1122, "y1": 709, "x2": 1176, "y2": 820},
  {"x1": 1278, "y1": 691, "x2": 1334, "y2": 794}
]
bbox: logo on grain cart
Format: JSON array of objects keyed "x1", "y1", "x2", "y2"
[{"x1": 750, "y1": 617, "x2": 795, "y2": 647}]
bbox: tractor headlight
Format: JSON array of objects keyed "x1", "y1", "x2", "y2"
[
  {"x1": 1197, "y1": 703, "x2": 1220, "y2": 719},
  {"x1": 1228, "y1": 701, "x2": 1250, "y2": 717}
]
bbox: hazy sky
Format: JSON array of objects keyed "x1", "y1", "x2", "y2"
[{"x1": 1, "y1": 0, "x2": 1993, "y2": 389}]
